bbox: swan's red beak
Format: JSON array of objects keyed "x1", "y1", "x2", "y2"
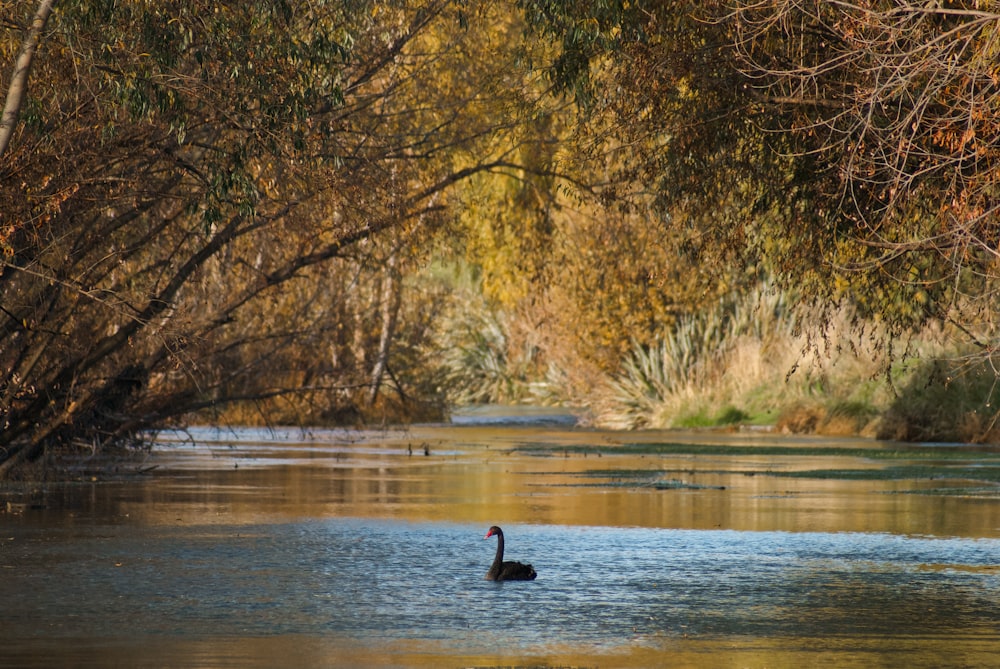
[{"x1": 484, "y1": 529, "x2": 494, "y2": 539}]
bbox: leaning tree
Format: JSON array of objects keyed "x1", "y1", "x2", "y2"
[{"x1": 0, "y1": 0, "x2": 565, "y2": 476}]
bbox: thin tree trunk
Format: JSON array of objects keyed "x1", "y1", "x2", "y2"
[
  {"x1": 368, "y1": 250, "x2": 401, "y2": 406},
  {"x1": 0, "y1": 0, "x2": 56, "y2": 159}
]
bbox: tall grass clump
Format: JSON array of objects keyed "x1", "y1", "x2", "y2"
[
  {"x1": 423, "y1": 281, "x2": 557, "y2": 407},
  {"x1": 592, "y1": 280, "x2": 1000, "y2": 439},
  {"x1": 434, "y1": 307, "x2": 521, "y2": 404},
  {"x1": 595, "y1": 283, "x2": 797, "y2": 429}
]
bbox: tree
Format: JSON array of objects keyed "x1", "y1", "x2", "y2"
[
  {"x1": 511, "y1": 0, "x2": 1000, "y2": 356},
  {"x1": 503, "y1": 1, "x2": 802, "y2": 343},
  {"x1": 726, "y1": 0, "x2": 1000, "y2": 336},
  {"x1": 0, "y1": 0, "x2": 564, "y2": 476}
]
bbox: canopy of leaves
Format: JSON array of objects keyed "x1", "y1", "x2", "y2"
[
  {"x1": 726, "y1": 0, "x2": 1000, "y2": 331},
  {"x1": 515, "y1": 0, "x2": 1000, "y2": 342}
]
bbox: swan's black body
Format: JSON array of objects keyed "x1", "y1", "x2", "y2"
[{"x1": 484, "y1": 525, "x2": 536, "y2": 581}]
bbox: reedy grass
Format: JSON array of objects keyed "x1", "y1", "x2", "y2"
[
  {"x1": 591, "y1": 284, "x2": 1000, "y2": 441},
  {"x1": 594, "y1": 283, "x2": 798, "y2": 429},
  {"x1": 432, "y1": 304, "x2": 525, "y2": 405},
  {"x1": 424, "y1": 283, "x2": 561, "y2": 407}
]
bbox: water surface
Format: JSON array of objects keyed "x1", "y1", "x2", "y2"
[{"x1": 3, "y1": 424, "x2": 1000, "y2": 667}]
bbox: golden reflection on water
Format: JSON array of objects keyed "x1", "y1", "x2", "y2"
[
  {"x1": 17, "y1": 632, "x2": 1000, "y2": 669},
  {"x1": 123, "y1": 425, "x2": 1000, "y2": 539}
]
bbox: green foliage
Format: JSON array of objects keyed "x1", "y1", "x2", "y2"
[
  {"x1": 716, "y1": 405, "x2": 750, "y2": 425},
  {"x1": 879, "y1": 358, "x2": 1000, "y2": 443},
  {"x1": 517, "y1": 0, "x2": 650, "y2": 106},
  {"x1": 675, "y1": 406, "x2": 749, "y2": 429}
]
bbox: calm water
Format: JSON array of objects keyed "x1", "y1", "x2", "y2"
[{"x1": 2, "y1": 424, "x2": 1000, "y2": 667}]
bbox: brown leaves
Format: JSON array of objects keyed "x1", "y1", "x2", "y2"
[{"x1": 722, "y1": 0, "x2": 1000, "y2": 328}]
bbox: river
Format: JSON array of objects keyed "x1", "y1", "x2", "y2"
[{"x1": 2, "y1": 419, "x2": 999, "y2": 667}]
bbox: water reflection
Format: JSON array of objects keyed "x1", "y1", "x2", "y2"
[
  {"x1": 87, "y1": 427, "x2": 1000, "y2": 536},
  {"x1": 4, "y1": 425, "x2": 1000, "y2": 667}
]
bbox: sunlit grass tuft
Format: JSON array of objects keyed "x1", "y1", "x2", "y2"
[
  {"x1": 594, "y1": 283, "x2": 798, "y2": 429},
  {"x1": 588, "y1": 285, "x2": 1000, "y2": 441},
  {"x1": 421, "y1": 275, "x2": 560, "y2": 407}
]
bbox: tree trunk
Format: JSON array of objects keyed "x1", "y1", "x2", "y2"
[
  {"x1": 0, "y1": 0, "x2": 56, "y2": 159},
  {"x1": 368, "y1": 250, "x2": 401, "y2": 406}
]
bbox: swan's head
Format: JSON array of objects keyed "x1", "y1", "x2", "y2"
[{"x1": 484, "y1": 525, "x2": 503, "y2": 539}]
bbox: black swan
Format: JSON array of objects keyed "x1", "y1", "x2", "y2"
[{"x1": 484, "y1": 525, "x2": 537, "y2": 581}]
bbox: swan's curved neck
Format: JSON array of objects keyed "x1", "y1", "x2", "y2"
[{"x1": 490, "y1": 532, "x2": 505, "y2": 572}]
